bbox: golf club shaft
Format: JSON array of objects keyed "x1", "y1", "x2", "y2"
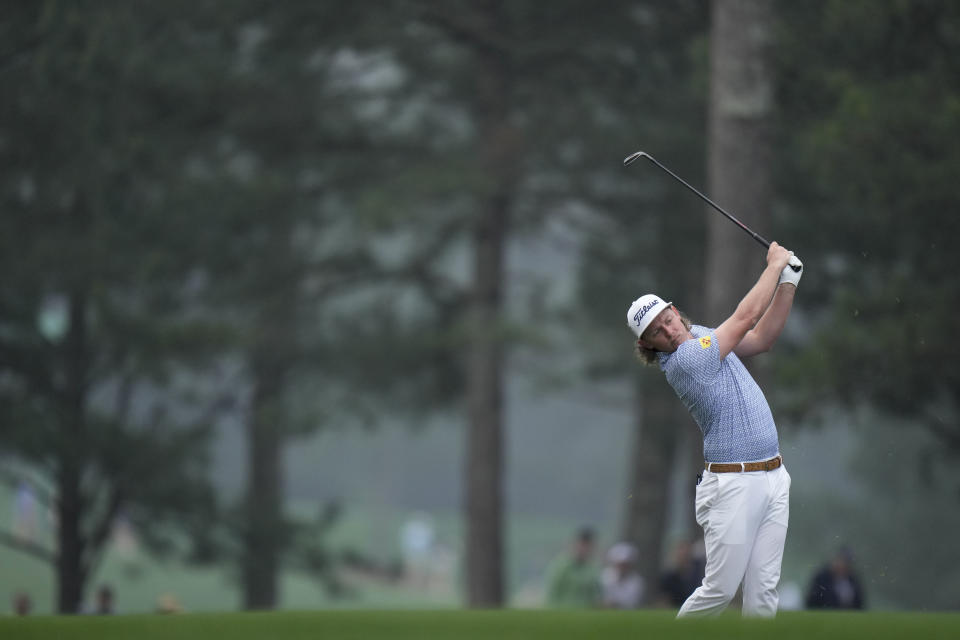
[{"x1": 623, "y1": 151, "x2": 771, "y2": 249}]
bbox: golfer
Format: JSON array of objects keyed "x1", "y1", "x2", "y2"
[{"x1": 626, "y1": 242, "x2": 802, "y2": 617}]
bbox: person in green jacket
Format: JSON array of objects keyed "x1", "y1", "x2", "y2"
[{"x1": 545, "y1": 527, "x2": 601, "y2": 608}]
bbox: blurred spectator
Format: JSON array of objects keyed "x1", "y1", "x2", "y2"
[
  {"x1": 13, "y1": 481, "x2": 37, "y2": 541},
  {"x1": 12, "y1": 592, "x2": 32, "y2": 616},
  {"x1": 400, "y1": 511, "x2": 435, "y2": 587},
  {"x1": 545, "y1": 527, "x2": 601, "y2": 608},
  {"x1": 658, "y1": 538, "x2": 706, "y2": 607},
  {"x1": 111, "y1": 510, "x2": 139, "y2": 559},
  {"x1": 806, "y1": 547, "x2": 866, "y2": 610},
  {"x1": 95, "y1": 584, "x2": 115, "y2": 614},
  {"x1": 156, "y1": 594, "x2": 183, "y2": 614},
  {"x1": 601, "y1": 542, "x2": 644, "y2": 609}
]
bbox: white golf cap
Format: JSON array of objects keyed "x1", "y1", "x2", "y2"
[{"x1": 626, "y1": 294, "x2": 672, "y2": 338}]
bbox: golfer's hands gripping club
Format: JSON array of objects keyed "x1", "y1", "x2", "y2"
[
  {"x1": 766, "y1": 242, "x2": 792, "y2": 272},
  {"x1": 766, "y1": 241, "x2": 802, "y2": 288},
  {"x1": 766, "y1": 242, "x2": 801, "y2": 288},
  {"x1": 778, "y1": 254, "x2": 803, "y2": 288}
]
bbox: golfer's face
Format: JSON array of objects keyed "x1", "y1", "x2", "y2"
[{"x1": 641, "y1": 307, "x2": 687, "y2": 352}]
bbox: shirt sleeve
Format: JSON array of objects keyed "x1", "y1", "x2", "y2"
[{"x1": 672, "y1": 331, "x2": 721, "y2": 385}]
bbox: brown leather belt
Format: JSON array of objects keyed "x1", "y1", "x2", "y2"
[{"x1": 705, "y1": 455, "x2": 782, "y2": 473}]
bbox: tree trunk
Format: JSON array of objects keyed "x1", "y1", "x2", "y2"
[
  {"x1": 620, "y1": 372, "x2": 678, "y2": 602},
  {"x1": 685, "y1": 0, "x2": 774, "y2": 537},
  {"x1": 464, "y1": 179, "x2": 510, "y2": 607},
  {"x1": 57, "y1": 290, "x2": 88, "y2": 614},
  {"x1": 464, "y1": 0, "x2": 516, "y2": 608},
  {"x1": 242, "y1": 279, "x2": 296, "y2": 610},
  {"x1": 242, "y1": 356, "x2": 287, "y2": 610},
  {"x1": 704, "y1": 0, "x2": 774, "y2": 326},
  {"x1": 240, "y1": 206, "x2": 302, "y2": 609},
  {"x1": 57, "y1": 463, "x2": 85, "y2": 614}
]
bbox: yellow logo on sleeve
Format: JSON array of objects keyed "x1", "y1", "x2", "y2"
[{"x1": 699, "y1": 336, "x2": 712, "y2": 349}]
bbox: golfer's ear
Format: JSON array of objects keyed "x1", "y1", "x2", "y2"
[{"x1": 637, "y1": 337, "x2": 652, "y2": 350}]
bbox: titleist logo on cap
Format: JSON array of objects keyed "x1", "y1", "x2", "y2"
[{"x1": 633, "y1": 299, "x2": 660, "y2": 326}]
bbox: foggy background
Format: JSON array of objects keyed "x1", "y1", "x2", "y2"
[{"x1": 2, "y1": 0, "x2": 958, "y2": 615}]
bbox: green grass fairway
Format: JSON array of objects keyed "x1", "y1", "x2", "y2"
[{"x1": 2, "y1": 610, "x2": 958, "y2": 640}]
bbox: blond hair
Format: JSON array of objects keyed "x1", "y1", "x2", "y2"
[{"x1": 634, "y1": 308, "x2": 693, "y2": 366}]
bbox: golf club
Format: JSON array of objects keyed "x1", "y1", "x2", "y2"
[{"x1": 624, "y1": 151, "x2": 788, "y2": 259}]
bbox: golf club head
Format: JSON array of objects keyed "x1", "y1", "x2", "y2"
[{"x1": 623, "y1": 151, "x2": 650, "y2": 167}]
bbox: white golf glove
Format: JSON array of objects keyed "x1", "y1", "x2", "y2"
[{"x1": 779, "y1": 255, "x2": 803, "y2": 288}]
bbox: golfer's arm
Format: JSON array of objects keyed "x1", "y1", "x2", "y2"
[
  {"x1": 734, "y1": 284, "x2": 796, "y2": 358},
  {"x1": 714, "y1": 264, "x2": 783, "y2": 359}
]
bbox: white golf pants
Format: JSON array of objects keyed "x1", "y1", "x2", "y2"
[{"x1": 678, "y1": 465, "x2": 791, "y2": 618}]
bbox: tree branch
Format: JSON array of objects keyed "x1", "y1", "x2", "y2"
[
  {"x1": 304, "y1": 218, "x2": 466, "y2": 303},
  {"x1": 0, "y1": 529, "x2": 56, "y2": 564},
  {"x1": 925, "y1": 412, "x2": 960, "y2": 453},
  {"x1": 415, "y1": 6, "x2": 511, "y2": 58},
  {"x1": 0, "y1": 465, "x2": 58, "y2": 509},
  {"x1": 0, "y1": 340, "x2": 58, "y2": 399},
  {"x1": 82, "y1": 489, "x2": 124, "y2": 578}
]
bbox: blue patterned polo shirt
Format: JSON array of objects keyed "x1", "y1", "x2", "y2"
[{"x1": 657, "y1": 324, "x2": 780, "y2": 463}]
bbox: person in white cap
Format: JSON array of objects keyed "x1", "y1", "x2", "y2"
[
  {"x1": 601, "y1": 542, "x2": 644, "y2": 609},
  {"x1": 625, "y1": 241, "x2": 802, "y2": 618}
]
